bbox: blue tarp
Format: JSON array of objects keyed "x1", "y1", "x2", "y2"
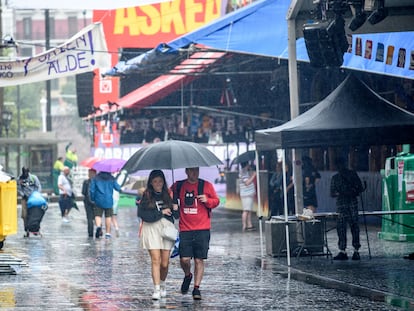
[
  {"x1": 104, "y1": 0, "x2": 309, "y2": 77},
  {"x1": 104, "y1": 0, "x2": 414, "y2": 81},
  {"x1": 168, "y1": 0, "x2": 309, "y2": 60},
  {"x1": 103, "y1": 43, "x2": 180, "y2": 77}
]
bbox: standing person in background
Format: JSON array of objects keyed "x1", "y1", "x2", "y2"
[
  {"x1": 81, "y1": 169, "x2": 96, "y2": 238},
  {"x1": 330, "y1": 157, "x2": 364, "y2": 261},
  {"x1": 52, "y1": 157, "x2": 64, "y2": 195},
  {"x1": 58, "y1": 166, "x2": 74, "y2": 223},
  {"x1": 284, "y1": 161, "x2": 295, "y2": 215},
  {"x1": 90, "y1": 171, "x2": 121, "y2": 239},
  {"x1": 171, "y1": 167, "x2": 220, "y2": 300},
  {"x1": 269, "y1": 161, "x2": 283, "y2": 217},
  {"x1": 17, "y1": 167, "x2": 42, "y2": 237},
  {"x1": 138, "y1": 170, "x2": 179, "y2": 300},
  {"x1": 302, "y1": 156, "x2": 321, "y2": 214},
  {"x1": 239, "y1": 161, "x2": 257, "y2": 231},
  {"x1": 64, "y1": 142, "x2": 78, "y2": 169}
]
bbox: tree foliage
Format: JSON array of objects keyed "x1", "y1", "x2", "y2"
[{"x1": 3, "y1": 83, "x2": 43, "y2": 137}]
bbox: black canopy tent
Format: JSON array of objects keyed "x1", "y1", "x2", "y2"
[
  {"x1": 255, "y1": 74, "x2": 414, "y2": 151},
  {"x1": 254, "y1": 74, "x2": 414, "y2": 264}
]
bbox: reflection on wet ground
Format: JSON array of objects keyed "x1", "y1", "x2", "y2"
[{"x1": 0, "y1": 203, "x2": 408, "y2": 310}]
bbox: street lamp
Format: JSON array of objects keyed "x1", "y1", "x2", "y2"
[
  {"x1": 2, "y1": 110, "x2": 12, "y2": 137},
  {"x1": 40, "y1": 97, "x2": 47, "y2": 132}
]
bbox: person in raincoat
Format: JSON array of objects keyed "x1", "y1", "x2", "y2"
[
  {"x1": 89, "y1": 171, "x2": 121, "y2": 239},
  {"x1": 18, "y1": 167, "x2": 42, "y2": 237},
  {"x1": 64, "y1": 142, "x2": 78, "y2": 169}
]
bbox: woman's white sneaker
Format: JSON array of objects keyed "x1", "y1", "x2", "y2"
[
  {"x1": 160, "y1": 286, "x2": 167, "y2": 298},
  {"x1": 152, "y1": 290, "x2": 161, "y2": 300}
]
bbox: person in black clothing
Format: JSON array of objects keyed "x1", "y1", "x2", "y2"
[
  {"x1": 284, "y1": 161, "x2": 295, "y2": 215},
  {"x1": 81, "y1": 169, "x2": 96, "y2": 238},
  {"x1": 17, "y1": 167, "x2": 42, "y2": 237},
  {"x1": 330, "y1": 157, "x2": 364, "y2": 261},
  {"x1": 269, "y1": 161, "x2": 283, "y2": 217},
  {"x1": 302, "y1": 156, "x2": 321, "y2": 213}
]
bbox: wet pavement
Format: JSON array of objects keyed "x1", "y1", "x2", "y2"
[{"x1": 0, "y1": 201, "x2": 412, "y2": 310}]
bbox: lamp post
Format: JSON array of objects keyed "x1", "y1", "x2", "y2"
[
  {"x1": 1, "y1": 110, "x2": 12, "y2": 172},
  {"x1": 2, "y1": 110, "x2": 12, "y2": 137},
  {"x1": 40, "y1": 97, "x2": 47, "y2": 132}
]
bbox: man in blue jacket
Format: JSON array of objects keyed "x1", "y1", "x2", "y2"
[{"x1": 90, "y1": 171, "x2": 121, "y2": 239}]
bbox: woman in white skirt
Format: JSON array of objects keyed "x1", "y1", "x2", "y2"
[
  {"x1": 239, "y1": 161, "x2": 257, "y2": 231},
  {"x1": 138, "y1": 170, "x2": 179, "y2": 300}
]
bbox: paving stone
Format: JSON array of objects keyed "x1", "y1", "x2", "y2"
[{"x1": 0, "y1": 203, "x2": 410, "y2": 310}]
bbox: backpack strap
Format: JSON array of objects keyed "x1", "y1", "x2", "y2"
[
  {"x1": 173, "y1": 180, "x2": 184, "y2": 203},
  {"x1": 198, "y1": 178, "x2": 204, "y2": 196},
  {"x1": 197, "y1": 179, "x2": 211, "y2": 218}
]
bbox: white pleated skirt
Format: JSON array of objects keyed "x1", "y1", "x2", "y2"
[{"x1": 140, "y1": 217, "x2": 175, "y2": 250}]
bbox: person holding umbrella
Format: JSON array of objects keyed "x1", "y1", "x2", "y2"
[
  {"x1": 172, "y1": 167, "x2": 220, "y2": 300},
  {"x1": 89, "y1": 170, "x2": 121, "y2": 239},
  {"x1": 138, "y1": 170, "x2": 179, "y2": 300}
]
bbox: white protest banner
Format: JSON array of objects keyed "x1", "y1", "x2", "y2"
[{"x1": 0, "y1": 22, "x2": 110, "y2": 87}]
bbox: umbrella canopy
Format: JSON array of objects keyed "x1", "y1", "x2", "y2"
[
  {"x1": 92, "y1": 158, "x2": 126, "y2": 173},
  {"x1": 80, "y1": 156, "x2": 102, "y2": 168},
  {"x1": 231, "y1": 150, "x2": 256, "y2": 166},
  {"x1": 122, "y1": 140, "x2": 222, "y2": 174}
]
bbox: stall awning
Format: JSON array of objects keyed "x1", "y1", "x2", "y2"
[
  {"x1": 109, "y1": 51, "x2": 225, "y2": 113},
  {"x1": 118, "y1": 51, "x2": 225, "y2": 110}
]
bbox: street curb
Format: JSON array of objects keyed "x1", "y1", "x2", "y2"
[{"x1": 258, "y1": 257, "x2": 414, "y2": 310}]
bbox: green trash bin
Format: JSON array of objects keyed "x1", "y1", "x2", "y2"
[{"x1": 378, "y1": 152, "x2": 414, "y2": 241}]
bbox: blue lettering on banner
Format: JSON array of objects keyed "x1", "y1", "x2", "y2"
[{"x1": 47, "y1": 52, "x2": 89, "y2": 75}]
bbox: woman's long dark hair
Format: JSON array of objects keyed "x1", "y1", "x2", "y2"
[{"x1": 142, "y1": 170, "x2": 173, "y2": 208}]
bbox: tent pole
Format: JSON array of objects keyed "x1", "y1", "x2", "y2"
[
  {"x1": 282, "y1": 150, "x2": 291, "y2": 266},
  {"x1": 255, "y1": 150, "x2": 264, "y2": 260},
  {"x1": 287, "y1": 12, "x2": 304, "y2": 215}
]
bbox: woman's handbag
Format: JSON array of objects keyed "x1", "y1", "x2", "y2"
[{"x1": 162, "y1": 221, "x2": 179, "y2": 241}]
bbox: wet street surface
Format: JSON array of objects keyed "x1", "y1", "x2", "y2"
[{"x1": 0, "y1": 202, "x2": 410, "y2": 310}]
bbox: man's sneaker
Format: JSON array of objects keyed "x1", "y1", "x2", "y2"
[
  {"x1": 152, "y1": 290, "x2": 161, "y2": 300},
  {"x1": 95, "y1": 227, "x2": 102, "y2": 239},
  {"x1": 105, "y1": 233, "x2": 111, "y2": 239},
  {"x1": 181, "y1": 273, "x2": 193, "y2": 294},
  {"x1": 62, "y1": 217, "x2": 70, "y2": 223},
  {"x1": 160, "y1": 285, "x2": 167, "y2": 298},
  {"x1": 333, "y1": 252, "x2": 348, "y2": 260},
  {"x1": 192, "y1": 288, "x2": 201, "y2": 300},
  {"x1": 352, "y1": 251, "x2": 360, "y2": 260}
]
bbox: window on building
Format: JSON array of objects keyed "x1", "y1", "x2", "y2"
[
  {"x1": 68, "y1": 16, "x2": 78, "y2": 37},
  {"x1": 23, "y1": 17, "x2": 32, "y2": 40}
]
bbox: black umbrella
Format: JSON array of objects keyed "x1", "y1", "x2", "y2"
[
  {"x1": 231, "y1": 150, "x2": 256, "y2": 166},
  {"x1": 122, "y1": 140, "x2": 222, "y2": 174}
]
